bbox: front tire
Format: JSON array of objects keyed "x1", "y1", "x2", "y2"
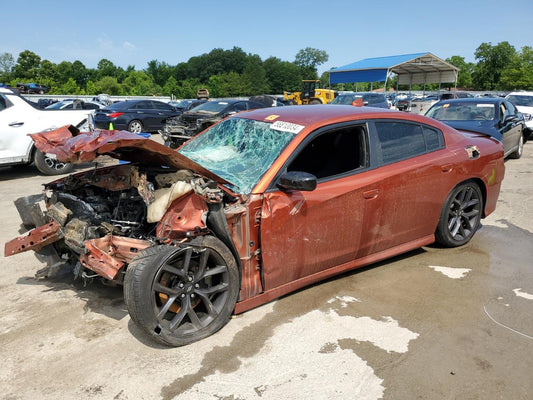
[
  {"x1": 128, "y1": 119, "x2": 143, "y2": 133},
  {"x1": 124, "y1": 236, "x2": 240, "y2": 346},
  {"x1": 33, "y1": 149, "x2": 74, "y2": 175},
  {"x1": 435, "y1": 182, "x2": 483, "y2": 247}
]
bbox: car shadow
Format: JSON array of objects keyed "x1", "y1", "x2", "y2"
[{"x1": 16, "y1": 272, "x2": 129, "y2": 321}]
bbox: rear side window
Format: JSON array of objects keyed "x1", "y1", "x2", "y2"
[
  {"x1": 375, "y1": 121, "x2": 443, "y2": 165},
  {"x1": 423, "y1": 126, "x2": 445, "y2": 151},
  {"x1": 132, "y1": 101, "x2": 153, "y2": 110}
]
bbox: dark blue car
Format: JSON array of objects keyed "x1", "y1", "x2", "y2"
[
  {"x1": 425, "y1": 98, "x2": 526, "y2": 159},
  {"x1": 94, "y1": 99, "x2": 180, "y2": 133}
]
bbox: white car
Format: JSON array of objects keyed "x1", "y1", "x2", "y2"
[
  {"x1": 505, "y1": 91, "x2": 533, "y2": 139},
  {"x1": 0, "y1": 87, "x2": 93, "y2": 175}
]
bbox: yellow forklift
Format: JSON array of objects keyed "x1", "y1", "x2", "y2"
[{"x1": 284, "y1": 80, "x2": 337, "y2": 105}]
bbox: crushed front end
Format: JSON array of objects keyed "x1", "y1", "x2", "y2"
[{"x1": 5, "y1": 164, "x2": 226, "y2": 282}]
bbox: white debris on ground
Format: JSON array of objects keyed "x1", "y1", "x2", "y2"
[
  {"x1": 327, "y1": 295, "x2": 361, "y2": 307},
  {"x1": 513, "y1": 288, "x2": 533, "y2": 300},
  {"x1": 428, "y1": 265, "x2": 471, "y2": 279},
  {"x1": 180, "y1": 303, "x2": 419, "y2": 400}
]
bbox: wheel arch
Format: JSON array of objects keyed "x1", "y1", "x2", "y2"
[
  {"x1": 448, "y1": 177, "x2": 487, "y2": 218},
  {"x1": 206, "y1": 203, "x2": 243, "y2": 275}
]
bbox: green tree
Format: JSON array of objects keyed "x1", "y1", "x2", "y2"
[
  {"x1": 163, "y1": 76, "x2": 180, "y2": 97},
  {"x1": 56, "y1": 61, "x2": 73, "y2": 84},
  {"x1": 0, "y1": 52, "x2": 15, "y2": 81},
  {"x1": 95, "y1": 76, "x2": 123, "y2": 95},
  {"x1": 242, "y1": 54, "x2": 268, "y2": 95},
  {"x1": 61, "y1": 77, "x2": 82, "y2": 94},
  {"x1": 146, "y1": 60, "x2": 172, "y2": 87},
  {"x1": 97, "y1": 59, "x2": 118, "y2": 79},
  {"x1": 208, "y1": 72, "x2": 246, "y2": 97},
  {"x1": 122, "y1": 70, "x2": 159, "y2": 95},
  {"x1": 71, "y1": 60, "x2": 89, "y2": 87},
  {"x1": 446, "y1": 56, "x2": 474, "y2": 89},
  {"x1": 85, "y1": 80, "x2": 98, "y2": 95},
  {"x1": 174, "y1": 78, "x2": 203, "y2": 99},
  {"x1": 14, "y1": 50, "x2": 41, "y2": 80},
  {"x1": 499, "y1": 46, "x2": 533, "y2": 90},
  {"x1": 473, "y1": 41, "x2": 516, "y2": 90},
  {"x1": 295, "y1": 47, "x2": 329, "y2": 79},
  {"x1": 263, "y1": 57, "x2": 302, "y2": 93}
]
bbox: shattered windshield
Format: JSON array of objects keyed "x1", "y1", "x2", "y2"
[
  {"x1": 426, "y1": 102, "x2": 496, "y2": 121},
  {"x1": 179, "y1": 117, "x2": 296, "y2": 193}
]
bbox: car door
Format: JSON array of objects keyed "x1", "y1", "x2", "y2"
[
  {"x1": 361, "y1": 121, "x2": 453, "y2": 252},
  {"x1": 260, "y1": 122, "x2": 376, "y2": 290},
  {"x1": 499, "y1": 100, "x2": 522, "y2": 154},
  {"x1": 152, "y1": 101, "x2": 176, "y2": 129},
  {"x1": 130, "y1": 101, "x2": 156, "y2": 130},
  {"x1": 0, "y1": 93, "x2": 39, "y2": 163}
]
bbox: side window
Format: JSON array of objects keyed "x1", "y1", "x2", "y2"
[
  {"x1": 423, "y1": 126, "x2": 445, "y2": 152},
  {"x1": 287, "y1": 125, "x2": 367, "y2": 180},
  {"x1": 153, "y1": 102, "x2": 172, "y2": 111},
  {"x1": 500, "y1": 103, "x2": 510, "y2": 121},
  {"x1": 375, "y1": 122, "x2": 426, "y2": 164},
  {"x1": 133, "y1": 101, "x2": 153, "y2": 110}
]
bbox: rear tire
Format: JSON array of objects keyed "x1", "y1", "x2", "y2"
[
  {"x1": 309, "y1": 99, "x2": 322, "y2": 105},
  {"x1": 128, "y1": 119, "x2": 143, "y2": 133},
  {"x1": 34, "y1": 149, "x2": 74, "y2": 175},
  {"x1": 124, "y1": 236, "x2": 240, "y2": 346},
  {"x1": 435, "y1": 182, "x2": 483, "y2": 247}
]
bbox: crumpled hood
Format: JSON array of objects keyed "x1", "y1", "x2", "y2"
[{"x1": 30, "y1": 125, "x2": 231, "y2": 184}]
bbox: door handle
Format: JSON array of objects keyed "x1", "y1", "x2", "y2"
[
  {"x1": 363, "y1": 189, "x2": 379, "y2": 199},
  {"x1": 9, "y1": 121, "x2": 24, "y2": 127},
  {"x1": 441, "y1": 164, "x2": 453, "y2": 173}
]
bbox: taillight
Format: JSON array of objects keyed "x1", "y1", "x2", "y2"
[{"x1": 108, "y1": 112, "x2": 123, "y2": 118}]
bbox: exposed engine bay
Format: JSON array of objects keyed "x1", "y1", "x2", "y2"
[{"x1": 6, "y1": 163, "x2": 230, "y2": 283}]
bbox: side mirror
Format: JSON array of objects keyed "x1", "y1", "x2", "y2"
[{"x1": 277, "y1": 171, "x2": 317, "y2": 192}]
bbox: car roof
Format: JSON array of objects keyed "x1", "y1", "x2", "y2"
[
  {"x1": 238, "y1": 104, "x2": 430, "y2": 128},
  {"x1": 434, "y1": 98, "x2": 503, "y2": 105}
]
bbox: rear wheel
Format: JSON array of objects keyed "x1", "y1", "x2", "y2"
[
  {"x1": 435, "y1": 182, "x2": 483, "y2": 247},
  {"x1": 128, "y1": 119, "x2": 143, "y2": 133},
  {"x1": 309, "y1": 99, "x2": 322, "y2": 105},
  {"x1": 124, "y1": 236, "x2": 240, "y2": 346},
  {"x1": 33, "y1": 149, "x2": 74, "y2": 175}
]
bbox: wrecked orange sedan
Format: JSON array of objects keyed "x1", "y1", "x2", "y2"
[{"x1": 5, "y1": 105, "x2": 505, "y2": 346}]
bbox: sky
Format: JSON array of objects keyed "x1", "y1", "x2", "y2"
[{"x1": 3, "y1": 0, "x2": 533, "y2": 76}]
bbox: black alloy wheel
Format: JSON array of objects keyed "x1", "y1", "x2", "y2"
[
  {"x1": 435, "y1": 182, "x2": 483, "y2": 247},
  {"x1": 124, "y1": 236, "x2": 240, "y2": 346}
]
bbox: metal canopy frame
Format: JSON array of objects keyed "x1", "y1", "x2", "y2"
[{"x1": 329, "y1": 53, "x2": 459, "y2": 91}]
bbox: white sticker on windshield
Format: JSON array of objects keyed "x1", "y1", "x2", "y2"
[
  {"x1": 270, "y1": 120, "x2": 305, "y2": 134},
  {"x1": 476, "y1": 104, "x2": 494, "y2": 107}
]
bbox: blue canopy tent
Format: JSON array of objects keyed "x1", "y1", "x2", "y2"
[{"x1": 329, "y1": 53, "x2": 459, "y2": 91}]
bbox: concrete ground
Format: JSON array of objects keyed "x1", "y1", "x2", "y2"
[{"x1": 1, "y1": 140, "x2": 532, "y2": 400}]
